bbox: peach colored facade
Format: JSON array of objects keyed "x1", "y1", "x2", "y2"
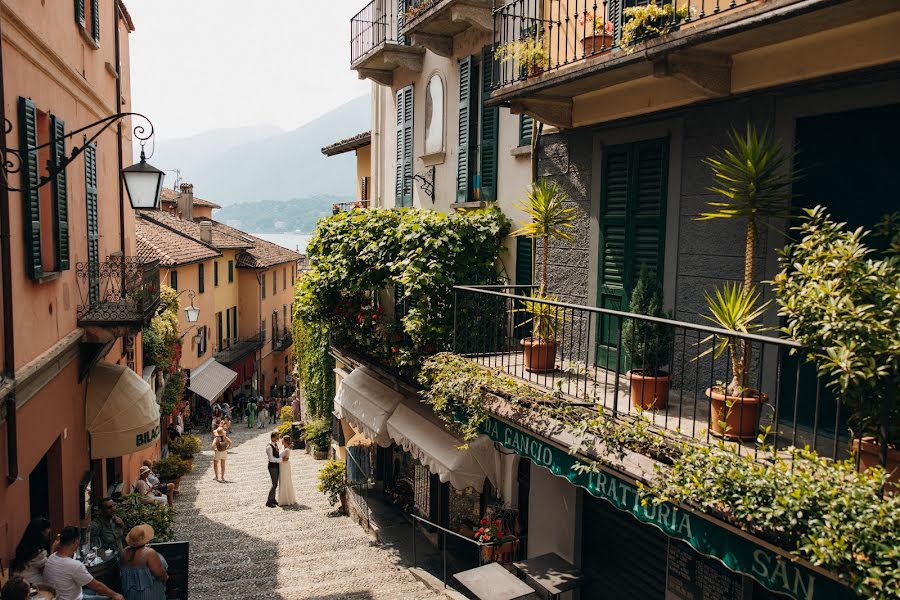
[{"x1": 0, "y1": 1, "x2": 154, "y2": 565}]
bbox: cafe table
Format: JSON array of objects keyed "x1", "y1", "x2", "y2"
[
  {"x1": 512, "y1": 552, "x2": 586, "y2": 600},
  {"x1": 452, "y1": 562, "x2": 539, "y2": 600}
]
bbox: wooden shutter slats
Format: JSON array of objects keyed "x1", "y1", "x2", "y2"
[
  {"x1": 395, "y1": 86, "x2": 414, "y2": 207},
  {"x1": 18, "y1": 97, "x2": 43, "y2": 280},
  {"x1": 50, "y1": 115, "x2": 70, "y2": 271},
  {"x1": 91, "y1": 0, "x2": 100, "y2": 43},
  {"x1": 479, "y1": 45, "x2": 500, "y2": 202},
  {"x1": 75, "y1": 0, "x2": 85, "y2": 26},
  {"x1": 519, "y1": 114, "x2": 534, "y2": 147},
  {"x1": 456, "y1": 55, "x2": 477, "y2": 202},
  {"x1": 85, "y1": 144, "x2": 100, "y2": 301}
]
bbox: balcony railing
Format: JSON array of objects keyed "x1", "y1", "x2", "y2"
[
  {"x1": 492, "y1": 0, "x2": 755, "y2": 89},
  {"x1": 351, "y1": 0, "x2": 407, "y2": 65},
  {"x1": 452, "y1": 284, "x2": 886, "y2": 465},
  {"x1": 333, "y1": 200, "x2": 370, "y2": 214},
  {"x1": 273, "y1": 327, "x2": 293, "y2": 352},
  {"x1": 214, "y1": 329, "x2": 265, "y2": 366},
  {"x1": 76, "y1": 257, "x2": 160, "y2": 328}
]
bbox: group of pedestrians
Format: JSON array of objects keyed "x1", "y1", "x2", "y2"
[{"x1": 3, "y1": 515, "x2": 169, "y2": 600}]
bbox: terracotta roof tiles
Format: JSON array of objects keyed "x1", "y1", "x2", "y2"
[
  {"x1": 159, "y1": 187, "x2": 221, "y2": 209},
  {"x1": 136, "y1": 217, "x2": 220, "y2": 266},
  {"x1": 321, "y1": 130, "x2": 371, "y2": 156}
]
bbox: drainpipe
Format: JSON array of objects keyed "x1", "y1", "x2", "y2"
[
  {"x1": 0, "y1": 11, "x2": 18, "y2": 482},
  {"x1": 114, "y1": 3, "x2": 125, "y2": 255}
]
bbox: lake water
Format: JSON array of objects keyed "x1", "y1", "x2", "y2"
[{"x1": 250, "y1": 232, "x2": 312, "y2": 254}]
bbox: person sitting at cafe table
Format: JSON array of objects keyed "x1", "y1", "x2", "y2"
[
  {"x1": 134, "y1": 466, "x2": 173, "y2": 508},
  {"x1": 1, "y1": 576, "x2": 31, "y2": 600},
  {"x1": 119, "y1": 525, "x2": 169, "y2": 600},
  {"x1": 42, "y1": 526, "x2": 124, "y2": 600},
  {"x1": 10, "y1": 517, "x2": 57, "y2": 584},
  {"x1": 141, "y1": 459, "x2": 176, "y2": 501},
  {"x1": 88, "y1": 498, "x2": 124, "y2": 553}
]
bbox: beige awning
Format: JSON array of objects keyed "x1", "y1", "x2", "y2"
[
  {"x1": 386, "y1": 404, "x2": 500, "y2": 491},
  {"x1": 333, "y1": 367, "x2": 402, "y2": 447},
  {"x1": 188, "y1": 359, "x2": 237, "y2": 402},
  {"x1": 86, "y1": 363, "x2": 160, "y2": 459}
]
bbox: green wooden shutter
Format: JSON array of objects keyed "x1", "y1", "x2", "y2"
[
  {"x1": 515, "y1": 237, "x2": 533, "y2": 287},
  {"x1": 84, "y1": 144, "x2": 100, "y2": 301},
  {"x1": 75, "y1": 0, "x2": 85, "y2": 26},
  {"x1": 456, "y1": 55, "x2": 477, "y2": 202},
  {"x1": 91, "y1": 0, "x2": 100, "y2": 43},
  {"x1": 519, "y1": 114, "x2": 534, "y2": 147},
  {"x1": 479, "y1": 45, "x2": 500, "y2": 202},
  {"x1": 198, "y1": 263, "x2": 205, "y2": 293},
  {"x1": 395, "y1": 86, "x2": 413, "y2": 208},
  {"x1": 630, "y1": 139, "x2": 668, "y2": 284},
  {"x1": 19, "y1": 97, "x2": 43, "y2": 280},
  {"x1": 397, "y1": 0, "x2": 408, "y2": 45},
  {"x1": 50, "y1": 115, "x2": 70, "y2": 271}
]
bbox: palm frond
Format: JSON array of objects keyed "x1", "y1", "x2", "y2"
[{"x1": 511, "y1": 179, "x2": 578, "y2": 241}]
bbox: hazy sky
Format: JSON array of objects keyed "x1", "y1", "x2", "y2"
[{"x1": 127, "y1": 1, "x2": 369, "y2": 144}]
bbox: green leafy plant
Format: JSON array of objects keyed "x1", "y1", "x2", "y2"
[
  {"x1": 772, "y1": 207, "x2": 900, "y2": 446},
  {"x1": 276, "y1": 421, "x2": 294, "y2": 440},
  {"x1": 317, "y1": 459, "x2": 347, "y2": 507},
  {"x1": 620, "y1": 2, "x2": 690, "y2": 49},
  {"x1": 279, "y1": 406, "x2": 295, "y2": 423},
  {"x1": 152, "y1": 455, "x2": 191, "y2": 482},
  {"x1": 142, "y1": 286, "x2": 182, "y2": 373},
  {"x1": 114, "y1": 494, "x2": 175, "y2": 543},
  {"x1": 621, "y1": 269, "x2": 673, "y2": 376},
  {"x1": 160, "y1": 372, "x2": 185, "y2": 416},
  {"x1": 293, "y1": 311, "x2": 335, "y2": 420},
  {"x1": 494, "y1": 38, "x2": 549, "y2": 77},
  {"x1": 168, "y1": 434, "x2": 201, "y2": 459},
  {"x1": 304, "y1": 418, "x2": 331, "y2": 452}
]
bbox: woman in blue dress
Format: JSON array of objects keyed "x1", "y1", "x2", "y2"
[{"x1": 119, "y1": 525, "x2": 168, "y2": 600}]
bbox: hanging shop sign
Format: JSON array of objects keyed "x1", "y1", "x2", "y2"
[{"x1": 477, "y1": 416, "x2": 855, "y2": 600}]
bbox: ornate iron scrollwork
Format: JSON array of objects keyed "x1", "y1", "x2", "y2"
[
  {"x1": 405, "y1": 166, "x2": 435, "y2": 203},
  {"x1": 75, "y1": 256, "x2": 160, "y2": 325}
]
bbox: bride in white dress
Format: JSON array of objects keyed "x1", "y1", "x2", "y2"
[{"x1": 277, "y1": 435, "x2": 297, "y2": 506}]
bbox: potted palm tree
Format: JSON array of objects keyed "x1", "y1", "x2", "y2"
[
  {"x1": 697, "y1": 124, "x2": 793, "y2": 440},
  {"x1": 512, "y1": 179, "x2": 577, "y2": 372},
  {"x1": 622, "y1": 269, "x2": 674, "y2": 410}
]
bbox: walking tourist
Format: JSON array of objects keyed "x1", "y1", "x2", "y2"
[
  {"x1": 134, "y1": 467, "x2": 173, "y2": 508},
  {"x1": 277, "y1": 434, "x2": 297, "y2": 506},
  {"x1": 291, "y1": 393, "x2": 301, "y2": 422},
  {"x1": 212, "y1": 426, "x2": 233, "y2": 482},
  {"x1": 119, "y1": 525, "x2": 169, "y2": 600},
  {"x1": 42, "y1": 526, "x2": 123, "y2": 600},
  {"x1": 247, "y1": 398, "x2": 257, "y2": 428},
  {"x1": 265, "y1": 431, "x2": 284, "y2": 507},
  {"x1": 257, "y1": 400, "x2": 269, "y2": 429},
  {"x1": 10, "y1": 517, "x2": 56, "y2": 584},
  {"x1": 88, "y1": 497, "x2": 124, "y2": 553}
]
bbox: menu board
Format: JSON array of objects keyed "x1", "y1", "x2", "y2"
[
  {"x1": 153, "y1": 541, "x2": 189, "y2": 600},
  {"x1": 666, "y1": 540, "x2": 748, "y2": 600}
]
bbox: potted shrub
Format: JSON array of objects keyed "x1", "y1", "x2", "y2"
[
  {"x1": 512, "y1": 179, "x2": 577, "y2": 372},
  {"x1": 317, "y1": 459, "x2": 348, "y2": 514},
  {"x1": 696, "y1": 124, "x2": 794, "y2": 440},
  {"x1": 304, "y1": 418, "x2": 331, "y2": 460},
  {"x1": 579, "y1": 16, "x2": 614, "y2": 55},
  {"x1": 621, "y1": 2, "x2": 690, "y2": 49},
  {"x1": 152, "y1": 455, "x2": 191, "y2": 489},
  {"x1": 495, "y1": 37, "x2": 549, "y2": 78},
  {"x1": 772, "y1": 207, "x2": 900, "y2": 487},
  {"x1": 622, "y1": 269, "x2": 674, "y2": 410},
  {"x1": 114, "y1": 494, "x2": 175, "y2": 542},
  {"x1": 169, "y1": 434, "x2": 201, "y2": 468},
  {"x1": 474, "y1": 517, "x2": 505, "y2": 563}
]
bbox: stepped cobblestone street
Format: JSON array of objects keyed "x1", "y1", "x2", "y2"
[{"x1": 174, "y1": 424, "x2": 442, "y2": 600}]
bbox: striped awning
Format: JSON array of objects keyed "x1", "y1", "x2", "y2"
[{"x1": 188, "y1": 359, "x2": 238, "y2": 403}]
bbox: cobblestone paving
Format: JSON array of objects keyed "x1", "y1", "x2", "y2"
[{"x1": 174, "y1": 424, "x2": 442, "y2": 600}]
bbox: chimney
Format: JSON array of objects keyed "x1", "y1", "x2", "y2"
[
  {"x1": 199, "y1": 220, "x2": 213, "y2": 244},
  {"x1": 177, "y1": 182, "x2": 194, "y2": 221}
]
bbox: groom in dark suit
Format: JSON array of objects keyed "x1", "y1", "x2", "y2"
[{"x1": 266, "y1": 431, "x2": 283, "y2": 507}]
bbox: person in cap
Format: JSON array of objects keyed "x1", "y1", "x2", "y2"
[
  {"x1": 141, "y1": 460, "x2": 176, "y2": 500},
  {"x1": 134, "y1": 467, "x2": 173, "y2": 508},
  {"x1": 211, "y1": 426, "x2": 232, "y2": 482},
  {"x1": 43, "y1": 526, "x2": 123, "y2": 600},
  {"x1": 119, "y1": 525, "x2": 168, "y2": 600}
]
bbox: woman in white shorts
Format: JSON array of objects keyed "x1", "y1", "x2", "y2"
[{"x1": 211, "y1": 426, "x2": 233, "y2": 482}]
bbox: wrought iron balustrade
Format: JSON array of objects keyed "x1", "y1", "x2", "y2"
[
  {"x1": 214, "y1": 329, "x2": 265, "y2": 365},
  {"x1": 76, "y1": 257, "x2": 160, "y2": 327},
  {"x1": 452, "y1": 284, "x2": 891, "y2": 466},
  {"x1": 351, "y1": 0, "x2": 408, "y2": 65},
  {"x1": 273, "y1": 327, "x2": 293, "y2": 351},
  {"x1": 492, "y1": 0, "x2": 756, "y2": 89}
]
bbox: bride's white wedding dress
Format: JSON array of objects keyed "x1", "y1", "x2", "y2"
[{"x1": 277, "y1": 445, "x2": 297, "y2": 506}]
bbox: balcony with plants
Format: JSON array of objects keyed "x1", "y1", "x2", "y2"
[
  {"x1": 399, "y1": 0, "x2": 493, "y2": 55},
  {"x1": 214, "y1": 329, "x2": 265, "y2": 366},
  {"x1": 351, "y1": 0, "x2": 425, "y2": 85},
  {"x1": 76, "y1": 256, "x2": 161, "y2": 331},
  {"x1": 272, "y1": 327, "x2": 293, "y2": 352}
]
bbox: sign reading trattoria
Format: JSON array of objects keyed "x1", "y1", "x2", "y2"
[{"x1": 477, "y1": 417, "x2": 856, "y2": 600}]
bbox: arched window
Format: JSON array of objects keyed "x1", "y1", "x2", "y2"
[{"x1": 424, "y1": 74, "x2": 444, "y2": 155}]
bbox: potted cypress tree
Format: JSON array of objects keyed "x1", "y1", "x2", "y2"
[
  {"x1": 622, "y1": 269, "x2": 674, "y2": 410},
  {"x1": 697, "y1": 124, "x2": 793, "y2": 440},
  {"x1": 512, "y1": 179, "x2": 577, "y2": 372}
]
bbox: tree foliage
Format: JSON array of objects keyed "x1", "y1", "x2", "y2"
[{"x1": 142, "y1": 285, "x2": 182, "y2": 372}]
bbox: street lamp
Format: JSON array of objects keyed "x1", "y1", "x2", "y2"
[
  {"x1": 175, "y1": 290, "x2": 200, "y2": 323},
  {"x1": 122, "y1": 149, "x2": 165, "y2": 210}
]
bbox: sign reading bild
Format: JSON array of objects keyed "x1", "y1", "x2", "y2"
[{"x1": 477, "y1": 417, "x2": 853, "y2": 600}]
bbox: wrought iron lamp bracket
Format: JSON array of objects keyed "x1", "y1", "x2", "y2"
[
  {"x1": 411, "y1": 166, "x2": 435, "y2": 203},
  {"x1": 1, "y1": 111, "x2": 155, "y2": 192}
]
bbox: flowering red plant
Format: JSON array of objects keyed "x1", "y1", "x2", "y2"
[{"x1": 474, "y1": 518, "x2": 504, "y2": 544}]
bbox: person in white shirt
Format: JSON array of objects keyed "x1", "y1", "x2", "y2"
[
  {"x1": 42, "y1": 526, "x2": 123, "y2": 600},
  {"x1": 134, "y1": 466, "x2": 173, "y2": 508}
]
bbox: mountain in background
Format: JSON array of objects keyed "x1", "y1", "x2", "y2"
[
  {"x1": 152, "y1": 94, "x2": 370, "y2": 206},
  {"x1": 214, "y1": 195, "x2": 340, "y2": 234}
]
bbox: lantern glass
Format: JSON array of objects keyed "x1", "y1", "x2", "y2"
[
  {"x1": 122, "y1": 156, "x2": 165, "y2": 210},
  {"x1": 185, "y1": 305, "x2": 200, "y2": 323}
]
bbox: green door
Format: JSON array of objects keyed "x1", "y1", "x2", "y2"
[
  {"x1": 780, "y1": 103, "x2": 900, "y2": 437},
  {"x1": 596, "y1": 138, "x2": 668, "y2": 369}
]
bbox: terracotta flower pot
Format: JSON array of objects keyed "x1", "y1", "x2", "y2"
[
  {"x1": 481, "y1": 545, "x2": 495, "y2": 563},
  {"x1": 706, "y1": 387, "x2": 768, "y2": 441},
  {"x1": 628, "y1": 370, "x2": 669, "y2": 410},
  {"x1": 580, "y1": 33, "x2": 614, "y2": 55},
  {"x1": 853, "y1": 437, "x2": 899, "y2": 493},
  {"x1": 313, "y1": 449, "x2": 329, "y2": 460},
  {"x1": 520, "y1": 337, "x2": 558, "y2": 373}
]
